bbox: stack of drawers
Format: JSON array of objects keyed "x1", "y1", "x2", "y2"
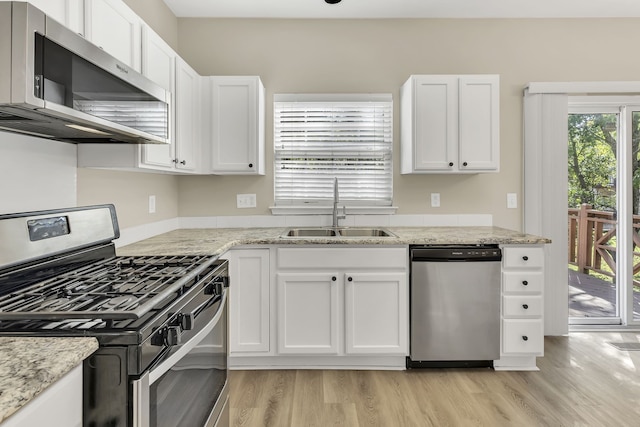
[{"x1": 501, "y1": 246, "x2": 544, "y2": 356}]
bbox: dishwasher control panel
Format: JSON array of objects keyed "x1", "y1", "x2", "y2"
[{"x1": 410, "y1": 245, "x2": 502, "y2": 262}]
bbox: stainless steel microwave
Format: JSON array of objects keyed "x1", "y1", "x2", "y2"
[{"x1": 0, "y1": 2, "x2": 170, "y2": 144}]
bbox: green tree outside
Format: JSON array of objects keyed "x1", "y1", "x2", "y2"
[{"x1": 568, "y1": 113, "x2": 617, "y2": 211}]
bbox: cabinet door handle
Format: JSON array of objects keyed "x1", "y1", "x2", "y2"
[
  {"x1": 522, "y1": 304, "x2": 529, "y2": 309},
  {"x1": 249, "y1": 163, "x2": 253, "y2": 168},
  {"x1": 522, "y1": 256, "x2": 529, "y2": 261},
  {"x1": 331, "y1": 276, "x2": 336, "y2": 281},
  {"x1": 522, "y1": 280, "x2": 528, "y2": 286},
  {"x1": 462, "y1": 161, "x2": 468, "y2": 166},
  {"x1": 448, "y1": 162, "x2": 454, "y2": 167},
  {"x1": 180, "y1": 160, "x2": 186, "y2": 165},
  {"x1": 347, "y1": 277, "x2": 353, "y2": 282},
  {"x1": 522, "y1": 336, "x2": 529, "y2": 341}
]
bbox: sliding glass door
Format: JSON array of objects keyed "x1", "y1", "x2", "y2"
[
  {"x1": 569, "y1": 99, "x2": 640, "y2": 326},
  {"x1": 567, "y1": 110, "x2": 619, "y2": 323}
]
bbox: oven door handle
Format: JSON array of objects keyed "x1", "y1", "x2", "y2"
[{"x1": 149, "y1": 287, "x2": 227, "y2": 385}]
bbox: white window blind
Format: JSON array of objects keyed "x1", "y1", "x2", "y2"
[{"x1": 274, "y1": 94, "x2": 393, "y2": 206}]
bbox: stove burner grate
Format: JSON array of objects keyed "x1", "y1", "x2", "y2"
[{"x1": 0, "y1": 254, "x2": 218, "y2": 321}]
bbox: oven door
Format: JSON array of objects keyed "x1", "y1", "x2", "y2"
[{"x1": 133, "y1": 289, "x2": 228, "y2": 427}]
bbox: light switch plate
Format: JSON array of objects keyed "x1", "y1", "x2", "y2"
[
  {"x1": 237, "y1": 194, "x2": 257, "y2": 208},
  {"x1": 148, "y1": 195, "x2": 156, "y2": 213},
  {"x1": 507, "y1": 193, "x2": 517, "y2": 209},
  {"x1": 430, "y1": 193, "x2": 440, "y2": 208}
]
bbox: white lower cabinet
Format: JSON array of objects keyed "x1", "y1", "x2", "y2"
[
  {"x1": 276, "y1": 247, "x2": 409, "y2": 358},
  {"x1": 345, "y1": 272, "x2": 408, "y2": 354},
  {"x1": 502, "y1": 319, "x2": 544, "y2": 354},
  {"x1": 226, "y1": 244, "x2": 544, "y2": 371},
  {"x1": 277, "y1": 272, "x2": 339, "y2": 354},
  {"x1": 495, "y1": 245, "x2": 545, "y2": 371},
  {"x1": 227, "y1": 246, "x2": 409, "y2": 369},
  {"x1": 225, "y1": 249, "x2": 270, "y2": 354},
  {"x1": 2, "y1": 364, "x2": 82, "y2": 427}
]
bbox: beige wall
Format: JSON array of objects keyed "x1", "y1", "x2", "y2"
[
  {"x1": 77, "y1": 0, "x2": 180, "y2": 229},
  {"x1": 174, "y1": 18, "x2": 640, "y2": 230},
  {"x1": 77, "y1": 169, "x2": 179, "y2": 228},
  {"x1": 123, "y1": 0, "x2": 179, "y2": 50}
]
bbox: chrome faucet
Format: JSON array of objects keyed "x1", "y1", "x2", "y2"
[{"x1": 332, "y1": 177, "x2": 346, "y2": 227}]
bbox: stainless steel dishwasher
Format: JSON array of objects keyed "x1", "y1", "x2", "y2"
[{"x1": 407, "y1": 245, "x2": 502, "y2": 368}]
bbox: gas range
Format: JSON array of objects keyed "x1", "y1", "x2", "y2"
[{"x1": 0, "y1": 205, "x2": 230, "y2": 427}]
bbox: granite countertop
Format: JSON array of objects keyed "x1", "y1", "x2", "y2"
[
  {"x1": 117, "y1": 226, "x2": 550, "y2": 256},
  {"x1": 0, "y1": 337, "x2": 98, "y2": 423}
]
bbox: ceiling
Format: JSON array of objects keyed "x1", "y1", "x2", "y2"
[{"x1": 162, "y1": 0, "x2": 640, "y2": 19}]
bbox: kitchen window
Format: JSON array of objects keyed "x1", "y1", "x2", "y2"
[{"x1": 273, "y1": 94, "x2": 393, "y2": 210}]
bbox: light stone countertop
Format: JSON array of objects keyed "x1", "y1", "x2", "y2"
[
  {"x1": 1, "y1": 226, "x2": 548, "y2": 422},
  {"x1": 117, "y1": 226, "x2": 550, "y2": 256},
  {"x1": 0, "y1": 337, "x2": 98, "y2": 423}
]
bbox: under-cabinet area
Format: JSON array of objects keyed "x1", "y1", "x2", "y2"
[
  {"x1": 219, "y1": 236, "x2": 547, "y2": 372},
  {"x1": 224, "y1": 246, "x2": 409, "y2": 369}
]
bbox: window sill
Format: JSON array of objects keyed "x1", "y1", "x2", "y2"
[{"x1": 269, "y1": 205, "x2": 398, "y2": 215}]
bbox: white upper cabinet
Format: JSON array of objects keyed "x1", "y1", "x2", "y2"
[
  {"x1": 2, "y1": 0, "x2": 84, "y2": 35},
  {"x1": 140, "y1": 25, "x2": 176, "y2": 170},
  {"x1": 174, "y1": 57, "x2": 200, "y2": 172},
  {"x1": 21, "y1": 0, "x2": 84, "y2": 35},
  {"x1": 209, "y1": 76, "x2": 265, "y2": 175},
  {"x1": 78, "y1": 24, "x2": 204, "y2": 174},
  {"x1": 400, "y1": 74, "x2": 500, "y2": 174},
  {"x1": 84, "y1": 0, "x2": 141, "y2": 71}
]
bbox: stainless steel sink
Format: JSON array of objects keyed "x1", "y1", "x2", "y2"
[
  {"x1": 284, "y1": 228, "x2": 338, "y2": 237},
  {"x1": 337, "y1": 228, "x2": 395, "y2": 237},
  {"x1": 281, "y1": 227, "x2": 396, "y2": 238}
]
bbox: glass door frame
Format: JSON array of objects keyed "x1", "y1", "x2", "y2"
[
  {"x1": 568, "y1": 96, "x2": 639, "y2": 326},
  {"x1": 620, "y1": 105, "x2": 636, "y2": 326}
]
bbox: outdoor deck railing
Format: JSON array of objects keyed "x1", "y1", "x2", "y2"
[{"x1": 568, "y1": 204, "x2": 640, "y2": 285}]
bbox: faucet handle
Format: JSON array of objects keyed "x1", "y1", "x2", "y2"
[{"x1": 338, "y1": 205, "x2": 346, "y2": 220}]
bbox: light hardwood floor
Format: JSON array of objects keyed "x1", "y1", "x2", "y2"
[{"x1": 229, "y1": 332, "x2": 640, "y2": 426}]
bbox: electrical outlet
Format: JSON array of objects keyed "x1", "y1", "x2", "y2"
[
  {"x1": 430, "y1": 193, "x2": 440, "y2": 208},
  {"x1": 237, "y1": 194, "x2": 257, "y2": 208},
  {"x1": 148, "y1": 195, "x2": 156, "y2": 213},
  {"x1": 507, "y1": 193, "x2": 518, "y2": 209}
]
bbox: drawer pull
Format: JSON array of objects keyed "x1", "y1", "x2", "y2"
[
  {"x1": 348, "y1": 277, "x2": 353, "y2": 282},
  {"x1": 522, "y1": 304, "x2": 529, "y2": 309},
  {"x1": 522, "y1": 280, "x2": 528, "y2": 286},
  {"x1": 522, "y1": 335, "x2": 528, "y2": 341},
  {"x1": 522, "y1": 256, "x2": 529, "y2": 261},
  {"x1": 331, "y1": 276, "x2": 336, "y2": 281}
]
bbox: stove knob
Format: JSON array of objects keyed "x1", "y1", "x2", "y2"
[
  {"x1": 179, "y1": 313, "x2": 195, "y2": 331},
  {"x1": 151, "y1": 329, "x2": 165, "y2": 346},
  {"x1": 165, "y1": 326, "x2": 182, "y2": 346}
]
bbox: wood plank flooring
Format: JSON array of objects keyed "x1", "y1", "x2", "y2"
[{"x1": 229, "y1": 332, "x2": 640, "y2": 426}]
